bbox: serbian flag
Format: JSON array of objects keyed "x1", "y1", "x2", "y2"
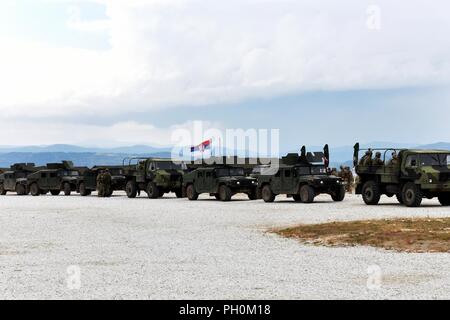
[{"x1": 191, "y1": 139, "x2": 212, "y2": 153}]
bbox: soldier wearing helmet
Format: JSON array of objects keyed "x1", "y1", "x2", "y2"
[
  {"x1": 373, "y1": 152, "x2": 384, "y2": 166},
  {"x1": 359, "y1": 150, "x2": 373, "y2": 166}
]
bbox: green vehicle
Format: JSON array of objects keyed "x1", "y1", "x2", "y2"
[
  {"x1": 77, "y1": 165, "x2": 127, "y2": 196},
  {"x1": 123, "y1": 158, "x2": 187, "y2": 198},
  {"x1": 0, "y1": 163, "x2": 40, "y2": 195},
  {"x1": 27, "y1": 161, "x2": 81, "y2": 196},
  {"x1": 354, "y1": 143, "x2": 450, "y2": 207},
  {"x1": 256, "y1": 145, "x2": 345, "y2": 203},
  {"x1": 183, "y1": 165, "x2": 258, "y2": 201}
]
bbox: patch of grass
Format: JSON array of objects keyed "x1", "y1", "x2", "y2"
[{"x1": 274, "y1": 218, "x2": 450, "y2": 253}]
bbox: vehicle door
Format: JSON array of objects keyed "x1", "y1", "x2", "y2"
[
  {"x1": 271, "y1": 168, "x2": 283, "y2": 193},
  {"x1": 39, "y1": 172, "x2": 49, "y2": 189},
  {"x1": 48, "y1": 171, "x2": 59, "y2": 189},
  {"x1": 195, "y1": 170, "x2": 206, "y2": 193},
  {"x1": 281, "y1": 168, "x2": 296, "y2": 193},
  {"x1": 204, "y1": 169, "x2": 215, "y2": 193},
  {"x1": 5, "y1": 173, "x2": 15, "y2": 190},
  {"x1": 402, "y1": 155, "x2": 420, "y2": 181}
]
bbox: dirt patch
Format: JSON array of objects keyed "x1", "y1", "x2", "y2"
[{"x1": 274, "y1": 218, "x2": 450, "y2": 253}]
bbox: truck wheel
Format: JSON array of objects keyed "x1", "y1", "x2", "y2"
[
  {"x1": 125, "y1": 180, "x2": 137, "y2": 198},
  {"x1": 186, "y1": 184, "x2": 198, "y2": 200},
  {"x1": 219, "y1": 185, "x2": 232, "y2": 201},
  {"x1": 146, "y1": 182, "x2": 160, "y2": 198},
  {"x1": 402, "y1": 182, "x2": 423, "y2": 207},
  {"x1": 396, "y1": 193, "x2": 404, "y2": 204},
  {"x1": 362, "y1": 181, "x2": 381, "y2": 205},
  {"x1": 300, "y1": 185, "x2": 315, "y2": 203},
  {"x1": 175, "y1": 188, "x2": 184, "y2": 198},
  {"x1": 50, "y1": 190, "x2": 60, "y2": 196},
  {"x1": 63, "y1": 183, "x2": 71, "y2": 196},
  {"x1": 79, "y1": 182, "x2": 88, "y2": 196},
  {"x1": 15, "y1": 184, "x2": 26, "y2": 195},
  {"x1": 0, "y1": 183, "x2": 6, "y2": 195},
  {"x1": 331, "y1": 185, "x2": 346, "y2": 202},
  {"x1": 292, "y1": 194, "x2": 301, "y2": 202},
  {"x1": 30, "y1": 183, "x2": 40, "y2": 196},
  {"x1": 262, "y1": 185, "x2": 275, "y2": 203},
  {"x1": 438, "y1": 194, "x2": 450, "y2": 206}
]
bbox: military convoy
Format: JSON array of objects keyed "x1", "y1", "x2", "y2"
[
  {"x1": 353, "y1": 143, "x2": 450, "y2": 207},
  {"x1": 255, "y1": 145, "x2": 345, "y2": 203},
  {"x1": 122, "y1": 158, "x2": 186, "y2": 198},
  {"x1": 1, "y1": 144, "x2": 449, "y2": 208}
]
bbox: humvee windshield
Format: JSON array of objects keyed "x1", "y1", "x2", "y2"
[
  {"x1": 61, "y1": 171, "x2": 79, "y2": 176},
  {"x1": 155, "y1": 162, "x2": 184, "y2": 170},
  {"x1": 310, "y1": 166, "x2": 328, "y2": 174},
  {"x1": 419, "y1": 154, "x2": 450, "y2": 167},
  {"x1": 215, "y1": 168, "x2": 245, "y2": 177}
]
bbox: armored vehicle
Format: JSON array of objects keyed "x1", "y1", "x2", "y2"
[
  {"x1": 256, "y1": 145, "x2": 345, "y2": 203},
  {"x1": 27, "y1": 161, "x2": 80, "y2": 196},
  {"x1": 183, "y1": 164, "x2": 258, "y2": 201},
  {"x1": 77, "y1": 165, "x2": 127, "y2": 196},
  {"x1": 354, "y1": 143, "x2": 450, "y2": 207},
  {"x1": 123, "y1": 158, "x2": 187, "y2": 198},
  {"x1": 0, "y1": 163, "x2": 40, "y2": 195}
]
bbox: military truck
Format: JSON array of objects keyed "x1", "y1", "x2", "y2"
[
  {"x1": 353, "y1": 143, "x2": 450, "y2": 207},
  {"x1": 77, "y1": 165, "x2": 127, "y2": 196},
  {"x1": 27, "y1": 161, "x2": 81, "y2": 196},
  {"x1": 183, "y1": 163, "x2": 258, "y2": 201},
  {"x1": 255, "y1": 145, "x2": 345, "y2": 203},
  {"x1": 122, "y1": 158, "x2": 187, "y2": 198},
  {"x1": 0, "y1": 163, "x2": 40, "y2": 195}
]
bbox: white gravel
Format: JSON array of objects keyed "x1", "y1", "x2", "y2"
[{"x1": 1, "y1": 192, "x2": 450, "y2": 300}]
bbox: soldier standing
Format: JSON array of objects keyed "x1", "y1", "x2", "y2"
[
  {"x1": 103, "y1": 169, "x2": 112, "y2": 197},
  {"x1": 344, "y1": 166, "x2": 354, "y2": 193},
  {"x1": 388, "y1": 152, "x2": 399, "y2": 166},
  {"x1": 360, "y1": 150, "x2": 373, "y2": 166},
  {"x1": 373, "y1": 152, "x2": 384, "y2": 166},
  {"x1": 97, "y1": 170, "x2": 105, "y2": 197}
]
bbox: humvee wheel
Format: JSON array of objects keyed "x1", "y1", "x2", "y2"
[
  {"x1": 219, "y1": 185, "x2": 232, "y2": 201},
  {"x1": 186, "y1": 184, "x2": 198, "y2": 200},
  {"x1": 79, "y1": 182, "x2": 89, "y2": 196},
  {"x1": 125, "y1": 180, "x2": 137, "y2": 198},
  {"x1": 396, "y1": 193, "x2": 404, "y2": 204},
  {"x1": 438, "y1": 194, "x2": 450, "y2": 206},
  {"x1": 292, "y1": 194, "x2": 301, "y2": 202},
  {"x1": 0, "y1": 183, "x2": 6, "y2": 195},
  {"x1": 402, "y1": 182, "x2": 423, "y2": 207},
  {"x1": 63, "y1": 183, "x2": 71, "y2": 196},
  {"x1": 362, "y1": 181, "x2": 381, "y2": 205},
  {"x1": 30, "y1": 183, "x2": 40, "y2": 196},
  {"x1": 247, "y1": 189, "x2": 258, "y2": 200},
  {"x1": 331, "y1": 185, "x2": 346, "y2": 202},
  {"x1": 146, "y1": 182, "x2": 160, "y2": 198},
  {"x1": 175, "y1": 188, "x2": 184, "y2": 198},
  {"x1": 300, "y1": 185, "x2": 315, "y2": 203},
  {"x1": 50, "y1": 190, "x2": 60, "y2": 196},
  {"x1": 262, "y1": 185, "x2": 275, "y2": 203},
  {"x1": 15, "y1": 184, "x2": 26, "y2": 196}
]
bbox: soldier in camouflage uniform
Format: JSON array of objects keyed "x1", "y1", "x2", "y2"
[
  {"x1": 103, "y1": 169, "x2": 112, "y2": 197},
  {"x1": 96, "y1": 170, "x2": 106, "y2": 197},
  {"x1": 344, "y1": 166, "x2": 354, "y2": 193},
  {"x1": 388, "y1": 151, "x2": 399, "y2": 166},
  {"x1": 359, "y1": 150, "x2": 373, "y2": 166},
  {"x1": 373, "y1": 152, "x2": 384, "y2": 166}
]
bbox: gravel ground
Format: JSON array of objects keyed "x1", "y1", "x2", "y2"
[{"x1": 1, "y1": 192, "x2": 450, "y2": 300}]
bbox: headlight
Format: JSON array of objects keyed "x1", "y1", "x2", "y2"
[
  {"x1": 236, "y1": 181, "x2": 240, "y2": 185},
  {"x1": 320, "y1": 181, "x2": 324, "y2": 185},
  {"x1": 429, "y1": 179, "x2": 433, "y2": 183},
  {"x1": 251, "y1": 180, "x2": 255, "y2": 184}
]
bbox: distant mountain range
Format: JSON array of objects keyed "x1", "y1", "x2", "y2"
[{"x1": 0, "y1": 142, "x2": 449, "y2": 168}]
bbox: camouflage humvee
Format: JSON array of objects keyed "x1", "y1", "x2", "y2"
[
  {"x1": 77, "y1": 165, "x2": 128, "y2": 196},
  {"x1": 27, "y1": 161, "x2": 81, "y2": 196},
  {"x1": 183, "y1": 164, "x2": 258, "y2": 201},
  {"x1": 0, "y1": 163, "x2": 41, "y2": 195},
  {"x1": 123, "y1": 158, "x2": 187, "y2": 198},
  {"x1": 353, "y1": 143, "x2": 450, "y2": 207},
  {"x1": 255, "y1": 145, "x2": 345, "y2": 203}
]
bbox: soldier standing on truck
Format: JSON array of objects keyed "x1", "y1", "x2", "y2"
[
  {"x1": 373, "y1": 152, "x2": 384, "y2": 166},
  {"x1": 388, "y1": 152, "x2": 399, "y2": 166},
  {"x1": 97, "y1": 170, "x2": 106, "y2": 197},
  {"x1": 359, "y1": 150, "x2": 373, "y2": 166}
]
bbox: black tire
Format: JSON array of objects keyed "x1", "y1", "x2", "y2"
[
  {"x1": 50, "y1": 190, "x2": 60, "y2": 196},
  {"x1": 262, "y1": 185, "x2": 275, "y2": 203},
  {"x1": 63, "y1": 183, "x2": 71, "y2": 196},
  {"x1": 30, "y1": 183, "x2": 40, "y2": 196},
  {"x1": 175, "y1": 189, "x2": 184, "y2": 198},
  {"x1": 0, "y1": 183, "x2": 6, "y2": 195},
  {"x1": 331, "y1": 185, "x2": 346, "y2": 202},
  {"x1": 247, "y1": 189, "x2": 258, "y2": 200},
  {"x1": 300, "y1": 185, "x2": 315, "y2": 203},
  {"x1": 214, "y1": 194, "x2": 221, "y2": 200},
  {"x1": 219, "y1": 185, "x2": 232, "y2": 201},
  {"x1": 396, "y1": 193, "x2": 404, "y2": 204},
  {"x1": 402, "y1": 182, "x2": 423, "y2": 207},
  {"x1": 186, "y1": 184, "x2": 198, "y2": 200},
  {"x1": 15, "y1": 184, "x2": 26, "y2": 195},
  {"x1": 106, "y1": 189, "x2": 113, "y2": 197},
  {"x1": 292, "y1": 194, "x2": 301, "y2": 202},
  {"x1": 146, "y1": 182, "x2": 160, "y2": 199},
  {"x1": 79, "y1": 182, "x2": 89, "y2": 196},
  {"x1": 362, "y1": 181, "x2": 381, "y2": 205},
  {"x1": 438, "y1": 194, "x2": 450, "y2": 206},
  {"x1": 125, "y1": 180, "x2": 137, "y2": 198}
]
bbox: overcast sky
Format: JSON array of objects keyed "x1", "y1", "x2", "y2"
[{"x1": 0, "y1": 0, "x2": 449, "y2": 150}]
